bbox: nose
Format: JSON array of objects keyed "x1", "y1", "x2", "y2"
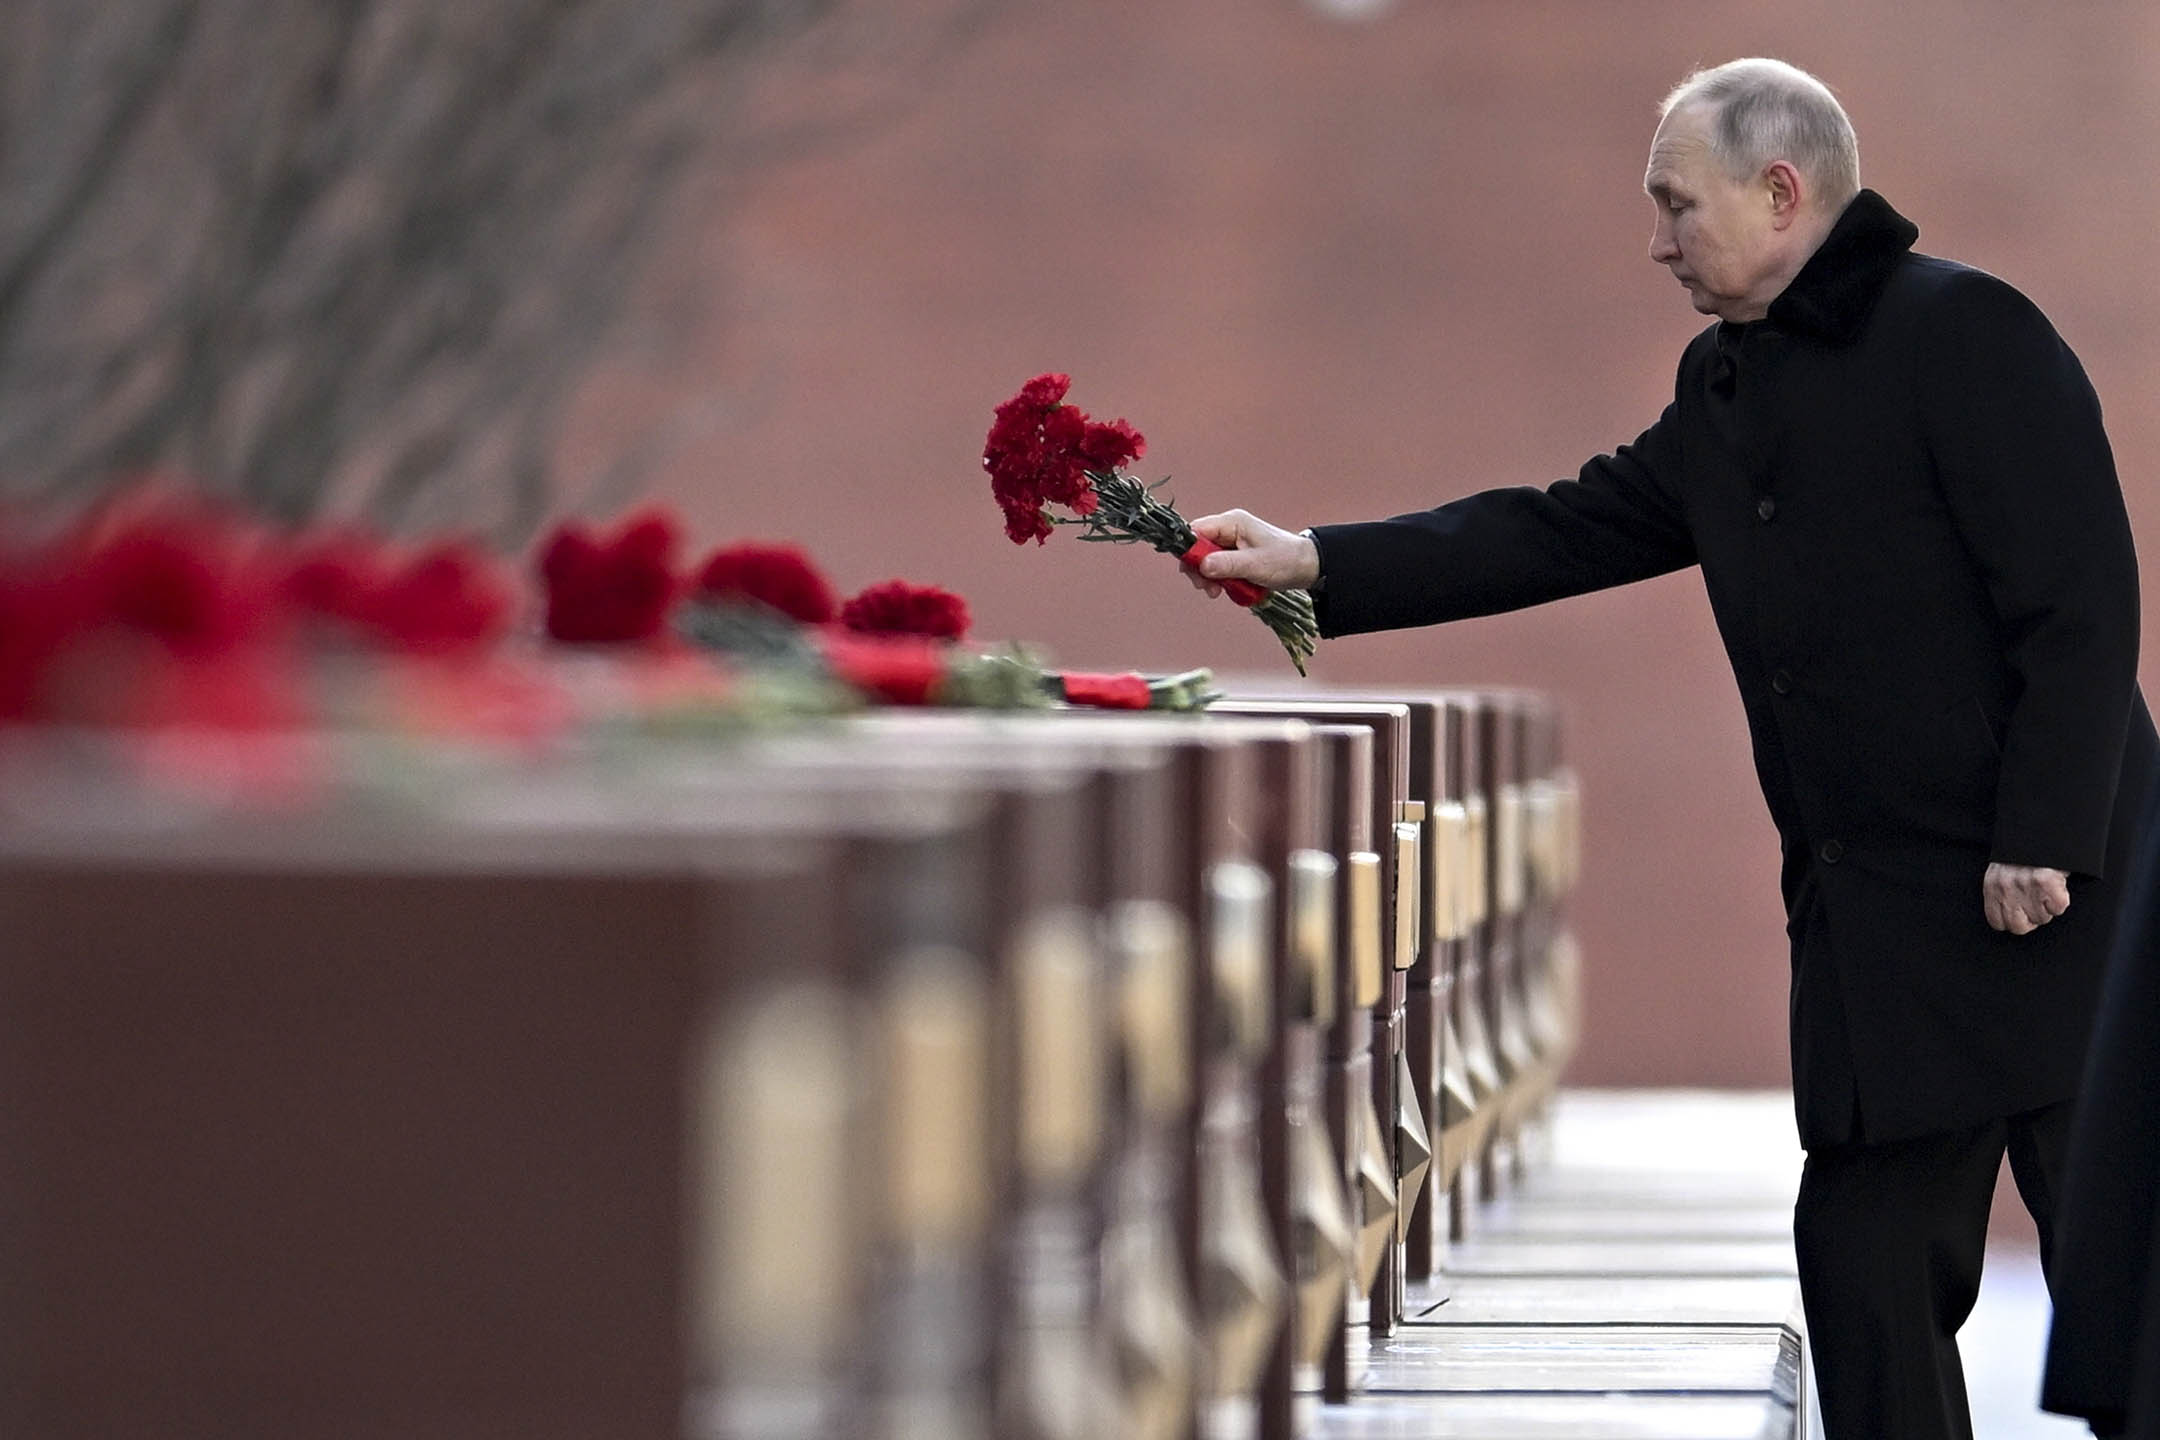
[{"x1": 1649, "y1": 215, "x2": 1679, "y2": 265}]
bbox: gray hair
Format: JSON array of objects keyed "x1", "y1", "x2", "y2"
[{"x1": 1662, "y1": 59, "x2": 1860, "y2": 210}]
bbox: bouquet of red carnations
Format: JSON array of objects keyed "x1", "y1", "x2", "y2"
[{"x1": 983, "y1": 373, "x2": 1319, "y2": 673}]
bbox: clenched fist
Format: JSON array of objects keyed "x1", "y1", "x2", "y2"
[
  {"x1": 1983, "y1": 862, "x2": 2070, "y2": 935},
  {"x1": 1182, "y1": 510, "x2": 1321, "y2": 596}
]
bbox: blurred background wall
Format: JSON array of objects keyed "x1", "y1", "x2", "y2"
[{"x1": 588, "y1": 0, "x2": 2160, "y2": 1092}]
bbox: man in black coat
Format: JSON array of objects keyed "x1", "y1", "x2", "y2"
[{"x1": 1189, "y1": 58, "x2": 2153, "y2": 1440}]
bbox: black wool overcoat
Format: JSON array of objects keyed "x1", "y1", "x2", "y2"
[{"x1": 1311, "y1": 190, "x2": 2154, "y2": 1147}]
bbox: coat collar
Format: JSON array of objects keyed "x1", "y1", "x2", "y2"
[{"x1": 1765, "y1": 189, "x2": 1919, "y2": 344}]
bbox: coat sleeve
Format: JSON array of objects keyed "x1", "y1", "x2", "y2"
[
  {"x1": 1917, "y1": 272, "x2": 2141, "y2": 877},
  {"x1": 1306, "y1": 404, "x2": 1697, "y2": 639}
]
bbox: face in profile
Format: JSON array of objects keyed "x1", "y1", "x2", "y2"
[{"x1": 1644, "y1": 106, "x2": 1783, "y2": 323}]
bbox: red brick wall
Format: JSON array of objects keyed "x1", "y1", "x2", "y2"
[{"x1": 573, "y1": 1, "x2": 2160, "y2": 1100}]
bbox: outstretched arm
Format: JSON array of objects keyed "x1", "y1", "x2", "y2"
[{"x1": 1190, "y1": 404, "x2": 1697, "y2": 638}]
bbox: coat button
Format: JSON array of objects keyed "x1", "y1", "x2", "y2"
[
  {"x1": 1771, "y1": 669, "x2": 1793, "y2": 695},
  {"x1": 1819, "y1": 839, "x2": 1845, "y2": 865},
  {"x1": 1756, "y1": 496, "x2": 1777, "y2": 522}
]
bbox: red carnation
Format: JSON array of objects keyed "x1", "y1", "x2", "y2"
[
  {"x1": 279, "y1": 532, "x2": 391, "y2": 628},
  {"x1": 983, "y1": 371, "x2": 1104, "y2": 544},
  {"x1": 370, "y1": 544, "x2": 511, "y2": 653},
  {"x1": 0, "y1": 548, "x2": 91, "y2": 722},
  {"x1": 84, "y1": 515, "x2": 267, "y2": 656},
  {"x1": 839, "y1": 579, "x2": 971, "y2": 641},
  {"x1": 692, "y1": 542, "x2": 838, "y2": 625},
  {"x1": 1002, "y1": 504, "x2": 1053, "y2": 546},
  {"x1": 1017, "y1": 373, "x2": 1071, "y2": 409},
  {"x1": 613, "y1": 511, "x2": 678, "y2": 567},
  {"x1": 278, "y1": 532, "x2": 507, "y2": 654},
  {"x1": 1079, "y1": 417, "x2": 1145, "y2": 474},
  {"x1": 537, "y1": 508, "x2": 683, "y2": 644}
]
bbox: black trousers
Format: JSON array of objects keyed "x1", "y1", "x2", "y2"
[{"x1": 1794, "y1": 1100, "x2": 2075, "y2": 1440}]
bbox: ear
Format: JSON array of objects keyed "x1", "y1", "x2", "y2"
[{"x1": 1764, "y1": 160, "x2": 1806, "y2": 229}]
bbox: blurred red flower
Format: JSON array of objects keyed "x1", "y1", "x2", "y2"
[
  {"x1": 538, "y1": 508, "x2": 683, "y2": 643},
  {"x1": 0, "y1": 548, "x2": 91, "y2": 722},
  {"x1": 278, "y1": 532, "x2": 390, "y2": 629},
  {"x1": 692, "y1": 542, "x2": 838, "y2": 625},
  {"x1": 839, "y1": 579, "x2": 972, "y2": 641},
  {"x1": 371, "y1": 544, "x2": 512, "y2": 653},
  {"x1": 279, "y1": 532, "x2": 509, "y2": 654},
  {"x1": 83, "y1": 514, "x2": 270, "y2": 656}
]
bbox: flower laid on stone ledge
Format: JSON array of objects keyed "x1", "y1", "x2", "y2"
[
  {"x1": 982, "y1": 372, "x2": 1319, "y2": 673},
  {"x1": 691, "y1": 542, "x2": 838, "y2": 625},
  {"x1": 677, "y1": 584, "x2": 1217, "y2": 712},
  {"x1": 0, "y1": 488, "x2": 1224, "y2": 742},
  {"x1": 367, "y1": 546, "x2": 514, "y2": 654},
  {"x1": 839, "y1": 579, "x2": 972, "y2": 641},
  {"x1": 536, "y1": 509, "x2": 681, "y2": 644},
  {"x1": 86, "y1": 511, "x2": 273, "y2": 658},
  {"x1": 282, "y1": 533, "x2": 510, "y2": 655},
  {"x1": 2, "y1": 506, "x2": 299, "y2": 732}
]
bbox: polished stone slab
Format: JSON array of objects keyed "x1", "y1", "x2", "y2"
[
  {"x1": 1543, "y1": 1092, "x2": 1805, "y2": 1177},
  {"x1": 1361, "y1": 1323, "x2": 1797, "y2": 1395},
  {"x1": 1470, "y1": 1204, "x2": 1792, "y2": 1240},
  {"x1": 1401, "y1": 1275, "x2": 1805, "y2": 1327},
  {"x1": 1314, "y1": 1091, "x2": 1809, "y2": 1439},
  {"x1": 1437, "y1": 1238, "x2": 1798, "y2": 1278},
  {"x1": 1311, "y1": 1392, "x2": 1797, "y2": 1439},
  {"x1": 1486, "y1": 1175, "x2": 1799, "y2": 1210}
]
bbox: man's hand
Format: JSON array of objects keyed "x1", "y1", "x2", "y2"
[
  {"x1": 1182, "y1": 510, "x2": 1321, "y2": 597},
  {"x1": 1983, "y1": 863, "x2": 2071, "y2": 935}
]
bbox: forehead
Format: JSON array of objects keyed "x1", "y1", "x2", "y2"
[{"x1": 1645, "y1": 108, "x2": 1717, "y2": 193}]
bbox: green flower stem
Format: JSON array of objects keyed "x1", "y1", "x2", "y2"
[{"x1": 1054, "y1": 469, "x2": 1320, "y2": 674}]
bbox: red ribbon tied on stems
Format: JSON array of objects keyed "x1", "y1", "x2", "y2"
[
  {"x1": 1178, "y1": 536, "x2": 1268, "y2": 609},
  {"x1": 1059, "y1": 672, "x2": 1154, "y2": 709}
]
